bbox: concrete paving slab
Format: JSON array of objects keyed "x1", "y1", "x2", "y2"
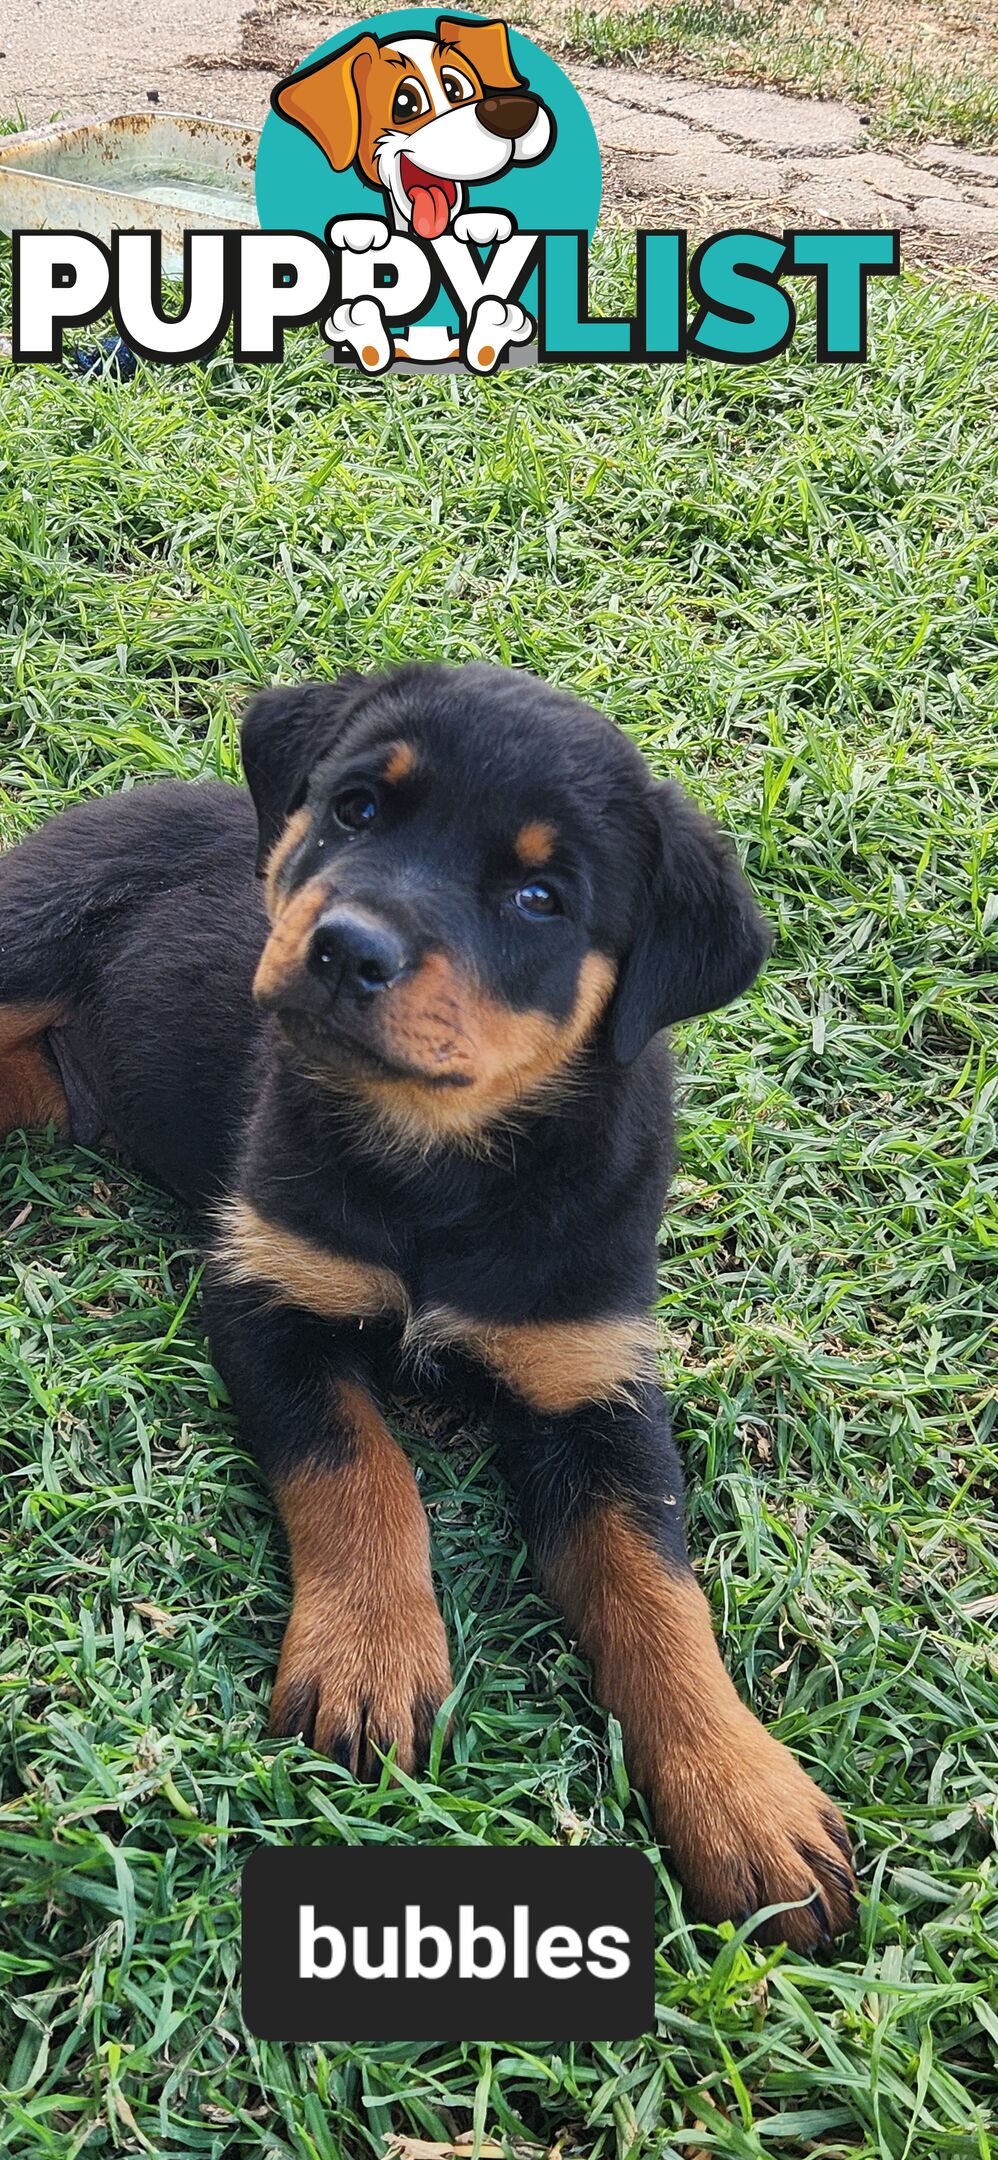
[
  {"x1": 574, "y1": 65, "x2": 866, "y2": 149},
  {"x1": 913, "y1": 143, "x2": 998, "y2": 185},
  {"x1": 910, "y1": 196, "x2": 998, "y2": 236},
  {"x1": 638, "y1": 78, "x2": 868, "y2": 151},
  {"x1": 805, "y1": 150, "x2": 964, "y2": 201},
  {"x1": 786, "y1": 177, "x2": 912, "y2": 227},
  {"x1": 582, "y1": 99, "x2": 701, "y2": 159}
]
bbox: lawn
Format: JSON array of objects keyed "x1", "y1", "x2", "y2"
[{"x1": 0, "y1": 241, "x2": 996, "y2": 2159}]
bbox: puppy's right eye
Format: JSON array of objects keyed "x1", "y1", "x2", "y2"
[
  {"x1": 513, "y1": 880, "x2": 561, "y2": 918},
  {"x1": 333, "y1": 788, "x2": 379, "y2": 831},
  {"x1": 392, "y1": 78, "x2": 429, "y2": 123}
]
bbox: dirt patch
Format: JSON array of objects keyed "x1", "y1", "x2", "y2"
[{"x1": 188, "y1": 0, "x2": 341, "y2": 78}]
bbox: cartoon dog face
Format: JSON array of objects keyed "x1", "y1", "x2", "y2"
[{"x1": 273, "y1": 15, "x2": 554, "y2": 237}]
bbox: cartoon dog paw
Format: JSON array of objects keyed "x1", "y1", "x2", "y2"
[
  {"x1": 326, "y1": 298, "x2": 392, "y2": 374},
  {"x1": 327, "y1": 216, "x2": 391, "y2": 254},
  {"x1": 464, "y1": 296, "x2": 534, "y2": 375},
  {"x1": 452, "y1": 210, "x2": 515, "y2": 249}
]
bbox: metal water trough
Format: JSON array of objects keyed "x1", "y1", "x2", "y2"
[{"x1": 0, "y1": 112, "x2": 259, "y2": 275}]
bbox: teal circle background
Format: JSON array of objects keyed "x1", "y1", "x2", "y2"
[{"x1": 255, "y1": 9, "x2": 602, "y2": 244}]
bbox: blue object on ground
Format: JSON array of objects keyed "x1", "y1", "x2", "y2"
[{"x1": 70, "y1": 335, "x2": 138, "y2": 381}]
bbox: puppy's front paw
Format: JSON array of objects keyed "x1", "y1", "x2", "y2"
[
  {"x1": 656, "y1": 1712, "x2": 857, "y2": 1951},
  {"x1": 268, "y1": 1583, "x2": 453, "y2": 1777},
  {"x1": 551, "y1": 1514, "x2": 855, "y2": 1952}
]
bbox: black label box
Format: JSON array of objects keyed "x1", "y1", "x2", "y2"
[{"x1": 242, "y1": 1844, "x2": 655, "y2": 2041}]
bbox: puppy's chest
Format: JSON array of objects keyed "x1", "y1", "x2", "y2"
[
  {"x1": 216, "y1": 1191, "x2": 517, "y2": 1337},
  {"x1": 215, "y1": 1197, "x2": 657, "y2": 1415}
]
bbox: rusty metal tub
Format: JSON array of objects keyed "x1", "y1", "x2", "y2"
[{"x1": 0, "y1": 112, "x2": 259, "y2": 275}]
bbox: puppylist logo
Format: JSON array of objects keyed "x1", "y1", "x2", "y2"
[
  {"x1": 258, "y1": 9, "x2": 899, "y2": 373},
  {"x1": 10, "y1": 7, "x2": 901, "y2": 370}
]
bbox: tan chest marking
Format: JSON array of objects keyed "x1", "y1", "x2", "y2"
[
  {"x1": 213, "y1": 1197, "x2": 407, "y2": 1322},
  {"x1": 0, "y1": 1001, "x2": 68, "y2": 1053},
  {"x1": 213, "y1": 1204, "x2": 656, "y2": 1413},
  {"x1": 409, "y1": 1307, "x2": 660, "y2": 1413}
]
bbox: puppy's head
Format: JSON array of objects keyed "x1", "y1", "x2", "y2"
[
  {"x1": 273, "y1": 16, "x2": 554, "y2": 237},
  {"x1": 243, "y1": 664, "x2": 770, "y2": 1143}
]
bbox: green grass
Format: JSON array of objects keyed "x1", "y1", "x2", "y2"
[
  {"x1": 1, "y1": 244, "x2": 997, "y2": 2158},
  {"x1": 565, "y1": 2, "x2": 998, "y2": 147}
]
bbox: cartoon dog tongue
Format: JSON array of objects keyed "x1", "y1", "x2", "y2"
[{"x1": 409, "y1": 182, "x2": 451, "y2": 240}]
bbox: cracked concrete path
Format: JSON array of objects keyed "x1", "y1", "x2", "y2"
[
  {"x1": 1, "y1": 0, "x2": 996, "y2": 288},
  {"x1": 577, "y1": 66, "x2": 998, "y2": 288}
]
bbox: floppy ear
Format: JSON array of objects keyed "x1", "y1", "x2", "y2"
[
  {"x1": 272, "y1": 35, "x2": 379, "y2": 171},
  {"x1": 436, "y1": 14, "x2": 523, "y2": 91},
  {"x1": 241, "y1": 675, "x2": 365, "y2": 874},
  {"x1": 609, "y1": 782, "x2": 771, "y2": 1064}
]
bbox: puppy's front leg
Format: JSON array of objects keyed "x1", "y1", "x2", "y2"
[
  {"x1": 205, "y1": 1281, "x2": 451, "y2": 1774},
  {"x1": 499, "y1": 1382, "x2": 857, "y2": 1950}
]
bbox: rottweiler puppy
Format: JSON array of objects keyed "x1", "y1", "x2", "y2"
[{"x1": 0, "y1": 662, "x2": 856, "y2": 1948}]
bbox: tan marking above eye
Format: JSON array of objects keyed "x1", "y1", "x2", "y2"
[
  {"x1": 263, "y1": 807, "x2": 313, "y2": 925},
  {"x1": 408, "y1": 1307, "x2": 660, "y2": 1412},
  {"x1": 383, "y1": 741, "x2": 416, "y2": 785},
  {"x1": 514, "y1": 820, "x2": 556, "y2": 870},
  {"x1": 213, "y1": 1196, "x2": 408, "y2": 1321}
]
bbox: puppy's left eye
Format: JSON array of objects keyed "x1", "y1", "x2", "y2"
[
  {"x1": 334, "y1": 788, "x2": 379, "y2": 831},
  {"x1": 513, "y1": 881, "x2": 562, "y2": 918},
  {"x1": 441, "y1": 68, "x2": 474, "y2": 104}
]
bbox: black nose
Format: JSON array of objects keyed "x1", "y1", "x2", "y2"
[
  {"x1": 308, "y1": 908, "x2": 408, "y2": 995},
  {"x1": 478, "y1": 92, "x2": 539, "y2": 140}
]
